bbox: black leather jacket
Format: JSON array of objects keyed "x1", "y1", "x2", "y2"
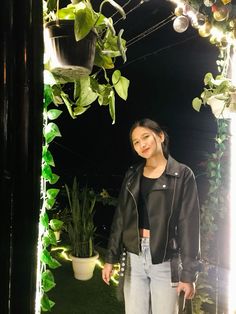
[{"x1": 105, "y1": 155, "x2": 201, "y2": 283}]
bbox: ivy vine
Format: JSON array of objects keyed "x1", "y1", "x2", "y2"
[
  {"x1": 38, "y1": 84, "x2": 64, "y2": 312},
  {"x1": 193, "y1": 119, "x2": 230, "y2": 313}
]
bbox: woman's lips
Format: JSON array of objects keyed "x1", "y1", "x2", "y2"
[{"x1": 142, "y1": 148, "x2": 149, "y2": 154}]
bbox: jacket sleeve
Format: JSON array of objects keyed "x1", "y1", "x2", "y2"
[
  {"x1": 104, "y1": 173, "x2": 128, "y2": 264},
  {"x1": 178, "y1": 167, "x2": 201, "y2": 283}
]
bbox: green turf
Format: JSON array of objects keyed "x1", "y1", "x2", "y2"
[{"x1": 49, "y1": 246, "x2": 125, "y2": 314}]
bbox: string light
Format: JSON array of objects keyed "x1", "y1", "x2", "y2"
[
  {"x1": 51, "y1": 246, "x2": 120, "y2": 285},
  {"x1": 169, "y1": 0, "x2": 236, "y2": 48}
]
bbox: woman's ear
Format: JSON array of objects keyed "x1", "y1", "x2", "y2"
[{"x1": 158, "y1": 131, "x2": 165, "y2": 143}]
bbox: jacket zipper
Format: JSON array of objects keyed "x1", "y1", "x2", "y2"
[
  {"x1": 127, "y1": 186, "x2": 140, "y2": 254},
  {"x1": 162, "y1": 176, "x2": 177, "y2": 262}
]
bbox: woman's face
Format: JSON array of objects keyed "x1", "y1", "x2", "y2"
[{"x1": 131, "y1": 126, "x2": 164, "y2": 159}]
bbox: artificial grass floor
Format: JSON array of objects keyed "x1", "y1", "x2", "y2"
[{"x1": 49, "y1": 246, "x2": 125, "y2": 314}]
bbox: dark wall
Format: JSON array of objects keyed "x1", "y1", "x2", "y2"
[{"x1": 0, "y1": 0, "x2": 43, "y2": 313}]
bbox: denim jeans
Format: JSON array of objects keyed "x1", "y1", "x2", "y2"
[{"x1": 124, "y1": 237, "x2": 178, "y2": 314}]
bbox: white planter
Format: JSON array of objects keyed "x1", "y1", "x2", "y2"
[
  {"x1": 70, "y1": 252, "x2": 99, "y2": 280},
  {"x1": 207, "y1": 93, "x2": 236, "y2": 119}
]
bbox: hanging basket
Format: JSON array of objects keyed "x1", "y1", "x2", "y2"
[
  {"x1": 45, "y1": 20, "x2": 97, "y2": 80},
  {"x1": 207, "y1": 92, "x2": 236, "y2": 119}
]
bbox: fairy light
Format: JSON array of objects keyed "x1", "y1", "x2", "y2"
[
  {"x1": 35, "y1": 176, "x2": 47, "y2": 314},
  {"x1": 210, "y1": 27, "x2": 224, "y2": 42},
  {"x1": 228, "y1": 48, "x2": 236, "y2": 314},
  {"x1": 51, "y1": 246, "x2": 120, "y2": 285}
]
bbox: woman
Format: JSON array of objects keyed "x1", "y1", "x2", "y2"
[{"x1": 102, "y1": 118, "x2": 201, "y2": 314}]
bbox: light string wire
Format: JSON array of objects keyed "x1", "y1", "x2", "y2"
[
  {"x1": 122, "y1": 34, "x2": 197, "y2": 68},
  {"x1": 126, "y1": 13, "x2": 175, "y2": 47},
  {"x1": 112, "y1": 0, "x2": 146, "y2": 26}
]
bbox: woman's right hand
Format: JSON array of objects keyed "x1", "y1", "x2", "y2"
[{"x1": 102, "y1": 263, "x2": 113, "y2": 285}]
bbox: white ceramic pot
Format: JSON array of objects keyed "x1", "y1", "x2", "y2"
[{"x1": 70, "y1": 252, "x2": 99, "y2": 280}]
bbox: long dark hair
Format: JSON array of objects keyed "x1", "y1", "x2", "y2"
[{"x1": 129, "y1": 118, "x2": 169, "y2": 158}]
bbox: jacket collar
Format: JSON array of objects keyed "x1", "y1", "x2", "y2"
[
  {"x1": 129, "y1": 155, "x2": 181, "y2": 178},
  {"x1": 165, "y1": 155, "x2": 181, "y2": 178}
]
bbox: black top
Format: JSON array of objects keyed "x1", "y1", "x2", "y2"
[{"x1": 138, "y1": 175, "x2": 157, "y2": 229}]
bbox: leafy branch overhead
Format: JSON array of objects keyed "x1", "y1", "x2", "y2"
[{"x1": 43, "y1": 0, "x2": 130, "y2": 124}]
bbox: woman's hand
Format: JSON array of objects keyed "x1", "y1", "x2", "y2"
[
  {"x1": 177, "y1": 282, "x2": 195, "y2": 299},
  {"x1": 102, "y1": 263, "x2": 113, "y2": 285}
]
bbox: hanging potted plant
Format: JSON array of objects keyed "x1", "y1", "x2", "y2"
[
  {"x1": 43, "y1": 0, "x2": 129, "y2": 124},
  {"x1": 192, "y1": 72, "x2": 236, "y2": 119}
]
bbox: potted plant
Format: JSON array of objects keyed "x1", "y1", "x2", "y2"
[
  {"x1": 43, "y1": 0, "x2": 130, "y2": 124},
  {"x1": 64, "y1": 177, "x2": 117, "y2": 280},
  {"x1": 192, "y1": 72, "x2": 236, "y2": 119}
]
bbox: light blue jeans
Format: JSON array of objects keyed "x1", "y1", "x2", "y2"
[{"x1": 124, "y1": 237, "x2": 178, "y2": 314}]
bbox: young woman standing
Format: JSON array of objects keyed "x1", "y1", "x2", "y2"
[{"x1": 102, "y1": 118, "x2": 201, "y2": 314}]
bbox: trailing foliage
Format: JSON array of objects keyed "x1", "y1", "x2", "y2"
[
  {"x1": 39, "y1": 84, "x2": 65, "y2": 312},
  {"x1": 192, "y1": 119, "x2": 230, "y2": 313}
]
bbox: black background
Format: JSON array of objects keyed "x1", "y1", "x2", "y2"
[{"x1": 51, "y1": 0, "x2": 220, "y2": 231}]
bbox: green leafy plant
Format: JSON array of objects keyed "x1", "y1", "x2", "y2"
[
  {"x1": 64, "y1": 177, "x2": 117, "y2": 258},
  {"x1": 43, "y1": 0, "x2": 130, "y2": 124},
  {"x1": 39, "y1": 84, "x2": 64, "y2": 312},
  {"x1": 192, "y1": 72, "x2": 236, "y2": 118},
  {"x1": 192, "y1": 119, "x2": 230, "y2": 313}
]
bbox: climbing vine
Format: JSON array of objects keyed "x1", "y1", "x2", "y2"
[
  {"x1": 192, "y1": 119, "x2": 230, "y2": 313},
  {"x1": 37, "y1": 84, "x2": 64, "y2": 312}
]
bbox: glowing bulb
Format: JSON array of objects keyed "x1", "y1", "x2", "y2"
[{"x1": 210, "y1": 26, "x2": 224, "y2": 41}]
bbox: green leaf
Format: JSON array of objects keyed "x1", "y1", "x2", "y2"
[
  {"x1": 98, "y1": 85, "x2": 112, "y2": 106},
  {"x1": 74, "y1": 81, "x2": 81, "y2": 99},
  {"x1": 47, "y1": 188, "x2": 60, "y2": 199},
  {"x1": 41, "y1": 292, "x2": 55, "y2": 312},
  {"x1": 61, "y1": 93, "x2": 76, "y2": 119},
  {"x1": 112, "y1": 70, "x2": 129, "y2": 100},
  {"x1": 49, "y1": 219, "x2": 64, "y2": 231},
  {"x1": 45, "y1": 197, "x2": 56, "y2": 210},
  {"x1": 192, "y1": 97, "x2": 202, "y2": 112},
  {"x1": 117, "y1": 29, "x2": 127, "y2": 62},
  {"x1": 44, "y1": 85, "x2": 53, "y2": 108},
  {"x1": 74, "y1": 2, "x2": 96, "y2": 41},
  {"x1": 94, "y1": 44, "x2": 114, "y2": 69},
  {"x1": 42, "y1": 230, "x2": 57, "y2": 247},
  {"x1": 75, "y1": 77, "x2": 98, "y2": 110},
  {"x1": 47, "y1": 109, "x2": 63, "y2": 120},
  {"x1": 49, "y1": 173, "x2": 60, "y2": 185},
  {"x1": 40, "y1": 212, "x2": 49, "y2": 228},
  {"x1": 99, "y1": 0, "x2": 126, "y2": 20},
  {"x1": 108, "y1": 89, "x2": 115, "y2": 124},
  {"x1": 42, "y1": 164, "x2": 53, "y2": 181},
  {"x1": 44, "y1": 122, "x2": 62, "y2": 143},
  {"x1": 42, "y1": 146, "x2": 55, "y2": 167},
  {"x1": 41, "y1": 249, "x2": 61, "y2": 269},
  {"x1": 204, "y1": 72, "x2": 213, "y2": 86},
  {"x1": 47, "y1": 0, "x2": 57, "y2": 11},
  {"x1": 42, "y1": 270, "x2": 56, "y2": 292},
  {"x1": 57, "y1": 5, "x2": 75, "y2": 20}
]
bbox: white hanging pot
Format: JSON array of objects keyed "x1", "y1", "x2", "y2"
[{"x1": 207, "y1": 92, "x2": 236, "y2": 119}]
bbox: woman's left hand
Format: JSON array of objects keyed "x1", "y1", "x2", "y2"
[{"x1": 176, "y1": 281, "x2": 195, "y2": 299}]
